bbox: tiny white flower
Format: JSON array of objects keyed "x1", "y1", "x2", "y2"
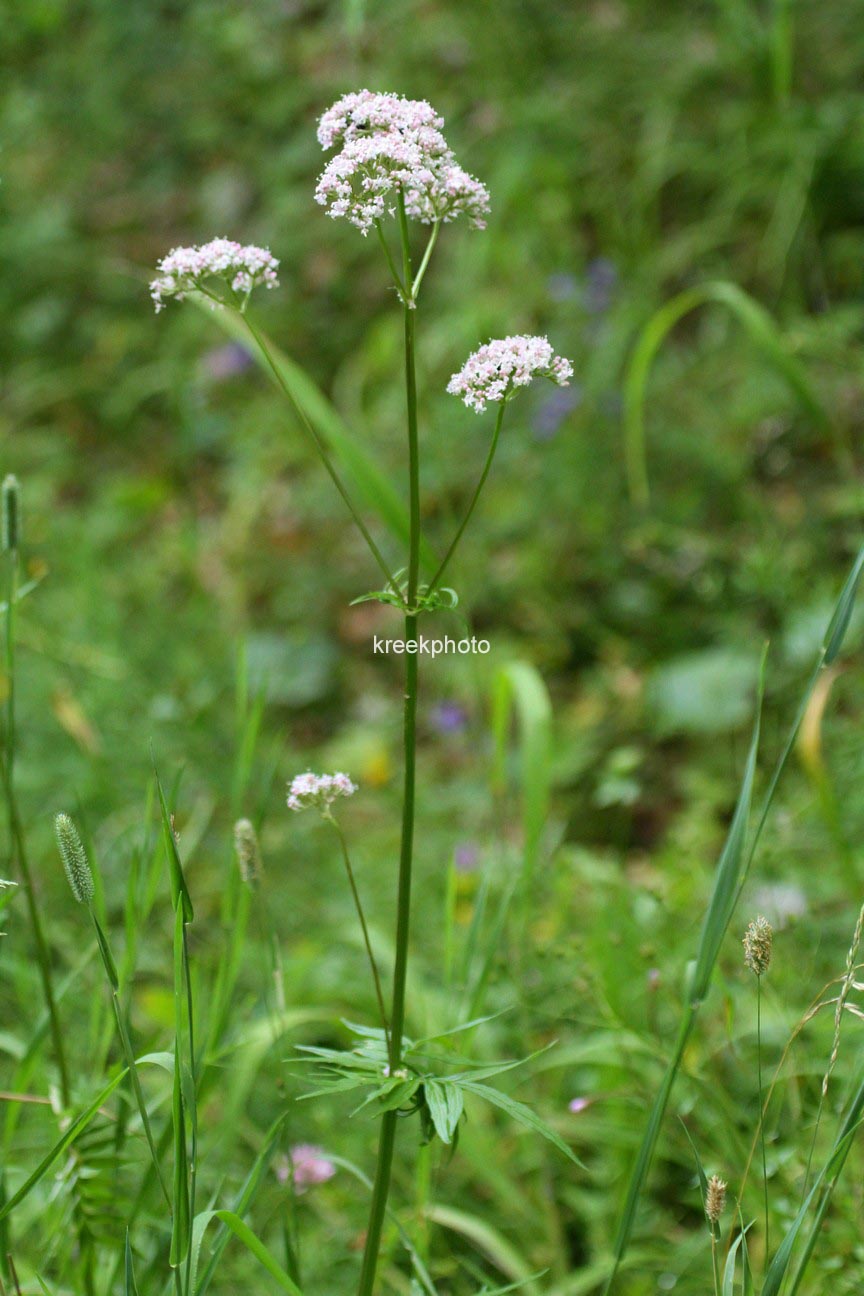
[
  {"x1": 150, "y1": 238, "x2": 279, "y2": 312},
  {"x1": 448, "y1": 335, "x2": 574, "y2": 412},
  {"x1": 286, "y1": 771, "x2": 358, "y2": 814}
]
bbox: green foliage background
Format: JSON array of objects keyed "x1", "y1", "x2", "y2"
[{"x1": 2, "y1": 1, "x2": 864, "y2": 1292}]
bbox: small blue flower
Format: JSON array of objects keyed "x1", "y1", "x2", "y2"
[{"x1": 532, "y1": 384, "x2": 582, "y2": 440}]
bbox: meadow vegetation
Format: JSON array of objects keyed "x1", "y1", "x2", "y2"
[{"x1": 2, "y1": 2, "x2": 864, "y2": 1293}]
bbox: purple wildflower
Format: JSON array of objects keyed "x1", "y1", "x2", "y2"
[{"x1": 430, "y1": 701, "x2": 468, "y2": 735}]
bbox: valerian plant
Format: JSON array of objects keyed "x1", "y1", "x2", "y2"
[{"x1": 146, "y1": 89, "x2": 575, "y2": 1294}]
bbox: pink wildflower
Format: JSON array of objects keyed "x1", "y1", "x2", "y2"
[
  {"x1": 315, "y1": 89, "x2": 490, "y2": 235},
  {"x1": 568, "y1": 1096, "x2": 591, "y2": 1114},
  {"x1": 287, "y1": 771, "x2": 358, "y2": 813},
  {"x1": 447, "y1": 335, "x2": 574, "y2": 412},
  {"x1": 277, "y1": 1144, "x2": 336, "y2": 1192},
  {"x1": 150, "y1": 238, "x2": 279, "y2": 312}
]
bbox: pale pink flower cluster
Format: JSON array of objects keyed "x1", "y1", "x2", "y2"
[
  {"x1": 150, "y1": 238, "x2": 279, "y2": 311},
  {"x1": 276, "y1": 1144, "x2": 336, "y2": 1192},
  {"x1": 315, "y1": 89, "x2": 490, "y2": 235},
  {"x1": 286, "y1": 770, "x2": 358, "y2": 813},
  {"x1": 447, "y1": 335, "x2": 574, "y2": 412}
]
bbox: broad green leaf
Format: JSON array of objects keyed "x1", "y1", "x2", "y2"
[
  {"x1": 459, "y1": 1079, "x2": 584, "y2": 1167},
  {"x1": 0, "y1": 1069, "x2": 126, "y2": 1220}
]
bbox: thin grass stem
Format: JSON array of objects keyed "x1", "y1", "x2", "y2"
[
  {"x1": 757, "y1": 975, "x2": 769, "y2": 1257},
  {"x1": 326, "y1": 816, "x2": 390, "y2": 1048},
  {"x1": 428, "y1": 399, "x2": 506, "y2": 595}
]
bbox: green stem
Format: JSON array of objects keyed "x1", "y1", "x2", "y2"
[
  {"x1": 241, "y1": 314, "x2": 401, "y2": 601},
  {"x1": 757, "y1": 976, "x2": 769, "y2": 1258},
  {"x1": 374, "y1": 221, "x2": 406, "y2": 301},
  {"x1": 328, "y1": 817, "x2": 390, "y2": 1048},
  {"x1": 2, "y1": 550, "x2": 70, "y2": 1108},
  {"x1": 356, "y1": 197, "x2": 421, "y2": 1296},
  {"x1": 428, "y1": 400, "x2": 506, "y2": 594},
  {"x1": 91, "y1": 911, "x2": 171, "y2": 1205},
  {"x1": 410, "y1": 223, "x2": 440, "y2": 302}
]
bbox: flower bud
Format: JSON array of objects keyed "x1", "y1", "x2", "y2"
[{"x1": 55, "y1": 813, "x2": 94, "y2": 905}]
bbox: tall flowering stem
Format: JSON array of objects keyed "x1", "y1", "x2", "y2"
[{"x1": 356, "y1": 192, "x2": 422, "y2": 1296}]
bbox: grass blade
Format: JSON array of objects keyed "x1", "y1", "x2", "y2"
[
  {"x1": 623, "y1": 279, "x2": 830, "y2": 506},
  {"x1": 190, "y1": 1210, "x2": 304, "y2": 1294},
  {"x1": 124, "y1": 1229, "x2": 140, "y2": 1296},
  {"x1": 195, "y1": 302, "x2": 432, "y2": 564},
  {"x1": 491, "y1": 660, "x2": 552, "y2": 887}
]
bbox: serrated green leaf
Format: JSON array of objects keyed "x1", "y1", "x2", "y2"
[{"x1": 424, "y1": 1079, "x2": 464, "y2": 1144}]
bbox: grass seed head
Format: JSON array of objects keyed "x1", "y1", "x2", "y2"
[
  {"x1": 743, "y1": 915, "x2": 773, "y2": 976},
  {"x1": 54, "y1": 812, "x2": 94, "y2": 905},
  {"x1": 234, "y1": 818, "x2": 261, "y2": 883},
  {"x1": 2, "y1": 475, "x2": 20, "y2": 553},
  {"x1": 705, "y1": 1174, "x2": 727, "y2": 1224}
]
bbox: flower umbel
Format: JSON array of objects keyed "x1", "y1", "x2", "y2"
[
  {"x1": 315, "y1": 89, "x2": 489, "y2": 235},
  {"x1": 705, "y1": 1174, "x2": 727, "y2": 1224},
  {"x1": 150, "y1": 238, "x2": 279, "y2": 312},
  {"x1": 743, "y1": 915, "x2": 773, "y2": 976},
  {"x1": 287, "y1": 771, "x2": 358, "y2": 814},
  {"x1": 447, "y1": 335, "x2": 574, "y2": 412}
]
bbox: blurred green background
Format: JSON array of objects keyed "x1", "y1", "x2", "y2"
[{"x1": 2, "y1": 0, "x2": 864, "y2": 1292}]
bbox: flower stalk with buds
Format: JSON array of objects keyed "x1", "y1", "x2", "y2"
[{"x1": 744, "y1": 914, "x2": 773, "y2": 1253}]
